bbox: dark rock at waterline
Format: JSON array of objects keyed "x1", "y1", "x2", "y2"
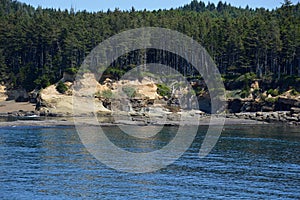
[
  {"x1": 228, "y1": 99, "x2": 242, "y2": 113},
  {"x1": 275, "y1": 97, "x2": 300, "y2": 111},
  {"x1": 198, "y1": 95, "x2": 211, "y2": 113},
  {"x1": 227, "y1": 97, "x2": 300, "y2": 113},
  {"x1": 241, "y1": 101, "x2": 252, "y2": 112},
  {"x1": 227, "y1": 110, "x2": 300, "y2": 125},
  {"x1": 228, "y1": 99, "x2": 268, "y2": 113}
]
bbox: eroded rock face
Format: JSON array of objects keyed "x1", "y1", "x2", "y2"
[
  {"x1": 112, "y1": 78, "x2": 159, "y2": 100},
  {"x1": 41, "y1": 73, "x2": 300, "y2": 116},
  {"x1": 38, "y1": 74, "x2": 111, "y2": 115},
  {"x1": 74, "y1": 73, "x2": 109, "y2": 97},
  {"x1": 38, "y1": 74, "x2": 162, "y2": 115},
  {"x1": 101, "y1": 77, "x2": 161, "y2": 112}
]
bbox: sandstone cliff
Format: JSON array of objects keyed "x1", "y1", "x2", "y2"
[{"x1": 38, "y1": 73, "x2": 161, "y2": 116}]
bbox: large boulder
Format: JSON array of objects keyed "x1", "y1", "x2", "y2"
[
  {"x1": 228, "y1": 98, "x2": 242, "y2": 113},
  {"x1": 198, "y1": 93, "x2": 211, "y2": 113},
  {"x1": 29, "y1": 89, "x2": 40, "y2": 103},
  {"x1": 6, "y1": 88, "x2": 29, "y2": 102},
  {"x1": 275, "y1": 97, "x2": 300, "y2": 111}
]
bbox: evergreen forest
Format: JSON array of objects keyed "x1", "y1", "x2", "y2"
[{"x1": 0, "y1": 0, "x2": 299, "y2": 93}]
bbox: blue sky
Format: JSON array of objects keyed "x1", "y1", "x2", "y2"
[{"x1": 19, "y1": 0, "x2": 300, "y2": 12}]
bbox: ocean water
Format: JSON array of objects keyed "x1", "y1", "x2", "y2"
[{"x1": 0, "y1": 124, "x2": 299, "y2": 199}]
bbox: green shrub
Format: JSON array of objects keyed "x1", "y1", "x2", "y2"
[
  {"x1": 226, "y1": 90, "x2": 240, "y2": 98},
  {"x1": 101, "y1": 89, "x2": 113, "y2": 99},
  {"x1": 267, "y1": 89, "x2": 273, "y2": 95},
  {"x1": 236, "y1": 72, "x2": 257, "y2": 82},
  {"x1": 64, "y1": 67, "x2": 78, "y2": 75},
  {"x1": 157, "y1": 83, "x2": 171, "y2": 98},
  {"x1": 56, "y1": 81, "x2": 68, "y2": 94},
  {"x1": 239, "y1": 89, "x2": 250, "y2": 98},
  {"x1": 290, "y1": 88, "x2": 300, "y2": 96},
  {"x1": 122, "y1": 86, "x2": 136, "y2": 98},
  {"x1": 267, "y1": 89, "x2": 279, "y2": 97},
  {"x1": 105, "y1": 68, "x2": 126, "y2": 79},
  {"x1": 265, "y1": 97, "x2": 278, "y2": 103},
  {"x1": 34, "y1": 75, "x2": 51, "y2": 89}
]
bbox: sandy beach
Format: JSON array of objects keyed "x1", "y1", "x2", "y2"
[{"x1": 0, "y1": 100, "x2": 36, "y2": 114}]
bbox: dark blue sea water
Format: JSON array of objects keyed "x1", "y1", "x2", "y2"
[{"x1": 0, "y1": 124, "x2": 299, "y2": 199}]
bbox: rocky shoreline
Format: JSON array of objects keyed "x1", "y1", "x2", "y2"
[
  {"x1": 1, "y1": 75, "x2": 300, "y2": 127},
  {"x1": 1, "y1": 101, "x2": 300, "y2": 126},
  {"x1": 226, "y1": 97, "x2": 300, "y2": 126},
  {"x1": 1, "y1": 109, "x2": 300, "y2": 127},
  {"x1": 1, "y1": 98, "x2": 300, "y2": 126},
  {"x1": 0, "y1": 114, "x2": 265, "y2": 128},
  {"x1": 226, "y1": 111, "x2": 300, "y2": 126}
]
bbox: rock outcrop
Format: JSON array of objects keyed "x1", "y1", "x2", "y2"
[
  {"x1": 6, "y1": 88, "x2": 29, "y2": 102},
  {"x1": 37, "y1": 73, "x2": 162, "y2": 116},
  {"x1": 227, "y1": 110, "x2": 300, "y2": 125},
  {"x1": 275, "y1": 97, "x2": 300, "y2": 111},
  {"x1": 38, "y1": 75, "x2": 111, "y2": 116},
  {"x1": 227, "y1": 87, "x2": 300, "y2": 113},
  {"x1": 0, "y1": 85, "x2": 7, "y2": 101}
]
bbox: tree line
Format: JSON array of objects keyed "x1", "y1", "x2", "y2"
[{"x1": 0, "y1": 0, "x2": 299, "y2": 91}]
